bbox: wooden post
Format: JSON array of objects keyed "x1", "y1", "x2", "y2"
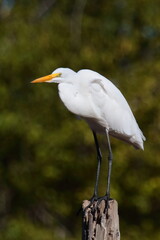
[{"x1": 82, "y1": 199, "x2": 120, "y2": 240}]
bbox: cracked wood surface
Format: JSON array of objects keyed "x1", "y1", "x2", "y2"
[{"x1": 82, "y1": 199, "x2": 120, "y2": 240}]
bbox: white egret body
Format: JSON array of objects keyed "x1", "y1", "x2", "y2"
[
  {"x1": 32, "y1": 68, "x2": 145, "y2": 149},
  {"x1": 31, "y1": 68, "x2": 146, "y2": 204}
]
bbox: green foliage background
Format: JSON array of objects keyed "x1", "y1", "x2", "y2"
[{"x1": 0, "y1": 0, "x2": 160, "y2": 239}]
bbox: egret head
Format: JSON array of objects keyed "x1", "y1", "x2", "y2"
[{"x1": 31, "y1": 68, "x2": 76, "y2": 84}]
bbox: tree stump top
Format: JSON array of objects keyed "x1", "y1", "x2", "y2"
[{"x1": 82, "y1": 199, "x2": 120, "y2": 240}]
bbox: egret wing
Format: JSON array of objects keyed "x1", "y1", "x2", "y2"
[{"x1": 89, "y1": 77, "x2": 145, "y2": 148}]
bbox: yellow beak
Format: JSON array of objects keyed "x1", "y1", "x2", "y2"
[{"x1": 31, "y1": 73, "x2": 61, "y2": 83}]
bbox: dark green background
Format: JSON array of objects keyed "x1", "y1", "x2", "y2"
[{"x1": 0, "y1": 0, "x2": 160, "y2": 239}]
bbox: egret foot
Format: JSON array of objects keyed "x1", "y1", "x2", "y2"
[
  {"x1": 83, "y1": 195, "x2": 98, "y2": 213},
  {"x1": 77, "y1": 195, "x2": 98, "y2": 215},
  {"x1": 97, "y1": 194, "x2": 112, "y2": 214}
]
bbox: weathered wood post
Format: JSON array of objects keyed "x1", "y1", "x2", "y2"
[{"x1": 82, "y1": 199, "x2": 120, "y2": 240}]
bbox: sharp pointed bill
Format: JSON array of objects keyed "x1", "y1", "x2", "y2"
[{"x1": 31, "y1": 73, "x2": 61, "y2": 83}]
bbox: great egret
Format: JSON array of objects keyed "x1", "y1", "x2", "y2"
[{"x1": 31, "y1": 68, "x2": 145, "y2": 207}]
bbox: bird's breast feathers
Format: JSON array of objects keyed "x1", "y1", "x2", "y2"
[{"x1": 58, "y1": 83, "x2": 96, "y2": 117}]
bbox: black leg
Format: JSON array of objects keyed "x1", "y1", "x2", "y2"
[
  {"x1": 95, "y1": 130, "x2": 113, "y2": 211},
  {"x1": 78, "y1": 131, "x2": 102, "y2": 214},
  {"x1": 83, "y1": 130, "x2": 113, "y2": 213},
  {"x1": 82, "y1": 130, "x2": 113, "y2": 214},
  {"x1": 92, "y1": 131, "x2": 102, "y2": 198},
  {"x1": 105, "y1": 130, "x2": 113, "y2": 199}
]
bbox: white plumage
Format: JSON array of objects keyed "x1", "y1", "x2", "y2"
[
  {"x1": 48, "y1": 68, "x2": 145, "y2": 150},
  {"x1": 32, "y1": 67, "x2": 145, "y2": 149}
]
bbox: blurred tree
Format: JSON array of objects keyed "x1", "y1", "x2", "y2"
[{"x1": 0, "y1": 0, "x2": 160, "y2": 239}]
